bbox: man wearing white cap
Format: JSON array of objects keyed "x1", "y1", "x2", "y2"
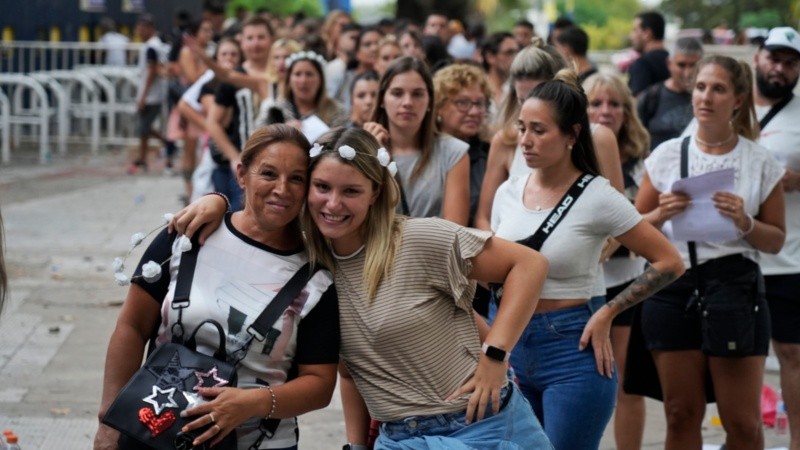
[{"x1": 755, "y1": 26, "x2": 800, "y2": 450}]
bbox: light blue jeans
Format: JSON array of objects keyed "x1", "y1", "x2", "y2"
[
  {"x1": 489, "y1": 300, "x2": 617, "y2": 450},
  {"x1": 375, "y1": 383, "x2": 552, "y2": 449}
]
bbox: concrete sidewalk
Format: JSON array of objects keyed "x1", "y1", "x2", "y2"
[{"x1": 0, "y1": 147, "x2": 790, "y2": 449}]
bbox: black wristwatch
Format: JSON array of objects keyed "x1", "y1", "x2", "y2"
[
  {"x1": 481, "y1": 343, "x2": 510, "y2": 363},
  {"x1": 342, "y1": 444, "x2": 369, "y2": 450}
]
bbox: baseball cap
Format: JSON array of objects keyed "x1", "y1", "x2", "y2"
[{"x1": 763, "y1": 27, "x2": 800, "y2": 56}]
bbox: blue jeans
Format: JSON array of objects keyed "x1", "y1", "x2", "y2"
[
  {"x1": 211, "y1": 164, "x2": 243, "y2": 212},
  {"x1": 375, "y1": 383, "x2": 552, "y2": 449},
  {"x1": 489, "y1": 301, "x2": 617, "y2": 450}
]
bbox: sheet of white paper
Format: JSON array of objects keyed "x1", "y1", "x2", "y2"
[
  {"x1": 670, "y1": 168, "x2": 738, "y2": 242},
  {"x1": 301, "y1": 115, "x2": 330, "y2": 143}
]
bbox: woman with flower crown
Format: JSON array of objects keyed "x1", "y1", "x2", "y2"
[
  {"x1": 260, "y1": 50, "x2": 348, "y2": 141},
  {"x1": 95, "y1": 124, "x2": 340, "y2": 450},
  {"x1": 171, "y1": 126, "x2": 554, "y2": 449}
]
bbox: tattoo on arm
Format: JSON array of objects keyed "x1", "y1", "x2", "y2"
[{"x1": 606, "y1": 266, "x2": 678, "y2": 314}]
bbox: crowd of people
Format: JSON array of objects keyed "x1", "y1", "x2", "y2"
[{"x1": 95, "y1": 4, "x2": 800, "y2": 450}]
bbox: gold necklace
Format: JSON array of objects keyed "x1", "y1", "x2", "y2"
[{"x1": 695, "y1": 133, "x2": 736, "y2": 147}]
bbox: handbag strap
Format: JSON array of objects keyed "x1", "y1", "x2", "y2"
[
  {"x1": 681, "y1": 136, "x2": 703, "y2": 297},
  {"x1": 396, "y1": 174, "x2": 410, "y2": 216},
  {"x1": 759, "y1": 94, "x2": 793, "y2": 130},
  {"x1": 517, "y1": 173, "x2": 595, "y2": 251},
  {"x1": 169, "y1": 234, "x2": 201, "y2": 342},
  {"x1": 246, "y1": 262, "x2": 316, "y2": 341}
]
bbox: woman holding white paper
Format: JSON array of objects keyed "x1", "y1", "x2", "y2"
[
  {"x1": 262, "y1": 51, "x2": 348, "y2": 140},
  {"x1": 635, "y1": 55, "x2": 786, "y2": 450}
]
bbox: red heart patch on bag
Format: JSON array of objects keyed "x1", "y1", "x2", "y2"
[{"x1": 138, "y1": 407, "x2": 176, "y2": 437}]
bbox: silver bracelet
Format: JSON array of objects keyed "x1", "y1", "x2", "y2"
[
  {"x1": 738, "y1": 213, "x2": 755, "y2": 238},
  {"x1": 263, "y1": 385, "x2": 277, "y2": 420}
]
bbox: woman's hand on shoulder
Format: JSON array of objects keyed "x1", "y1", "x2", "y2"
[
  {"x1": 446, "y1": 355, "x2": 508, "y2": 424},
  {"x1": 169, "y1": 194, "x2": 228, "y2": 244},
  {"x1": 362, "y1": 122, "x2": 390, "y2": 147}
]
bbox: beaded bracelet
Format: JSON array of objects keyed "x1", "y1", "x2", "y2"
[
  {"x1": 203, "y1": 191, "x2": 231, "y2": 212},
  {"x1": 263, "y1": 385, "x2": 277, "y2": 421}
]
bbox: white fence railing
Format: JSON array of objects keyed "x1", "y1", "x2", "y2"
[
  {"x1": 0, "y1": 41, "x2": 154, "y2": 164},
  {"x1": 1, "y1": 41, "x2": 144, "y2": 73}
]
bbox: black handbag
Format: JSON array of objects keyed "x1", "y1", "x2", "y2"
[
  {"x1": 103, "y1": 235, "x2": 316, "y2": 450},
  {"x1": 104, "y1": 320, "x2": 239, "y2": 450}
]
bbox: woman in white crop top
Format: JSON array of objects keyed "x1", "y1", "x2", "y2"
[
  {"x1": 489, "y1": 71, "x2": 684, "y2": 449},
  {"x1": 473, "y1": 43, "x2": 625, "y2": 231}
]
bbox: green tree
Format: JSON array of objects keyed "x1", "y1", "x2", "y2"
[
  {"x1": 660, "y1": 0, "x2": 793, "y2": 30},
  {"x1": 226, "y1": 0, "x2": 323, "y2": 18}
]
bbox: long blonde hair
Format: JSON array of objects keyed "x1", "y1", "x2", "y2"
[
  {"x1": 302, "y1": 127, "x2": 402, "y2": 300},
  {"x1": 694, "y1": 55, "x2": 759, "y2": 141},
  {"x1": 496, "y1": 41, "x2": 567, "y2": 146},
  {"x1": 583, "y1": 72, "x2": 650, "y2": 160}
]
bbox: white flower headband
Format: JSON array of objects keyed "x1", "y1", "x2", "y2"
[
  {"x1": 310, "y1": 143, "x2": 398, "y2": 176},
  {"x1": 284, "y1": 50, "x2": 327, "y2": 70},
  {"x1": 111, "y1": 214, "x2": 194, "y2": 286}
]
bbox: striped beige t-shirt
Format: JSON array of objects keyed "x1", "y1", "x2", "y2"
[{"x1": 335, "y1": 217, "x2": 493, "y2": 421}]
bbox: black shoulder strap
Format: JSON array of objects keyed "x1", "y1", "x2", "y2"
[
  {"x1": 170, "y1": 235, "x2": 201, "y2": 342},
  {"x1": 517, "y1": 173, "x2": 595, "y2": 251},
  {"x1": 681, "y1": 136, "x2": 702, "y2": 295},
  {"x1": 173, "y1": 238, "x2": 199, "y2": 308},
  {"x1": 247, "y1": 262, "x2": 317, "y2": 443},
  {"x1": 247, "y1": 263, "x2": 316, "y2": 341},
  {"x1": 396, "y1": 175, "x2": 410, "y2": 216},
  {"x1": 759, "y1": 94, "x2": 793, "y2": 130}
]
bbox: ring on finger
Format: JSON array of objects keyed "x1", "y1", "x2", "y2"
[
  {"x1": 212, "y1": 424, "x2": 221, "y2": 434},
  {"x1": 208, "y1": 412, "x2": 215, "y2": 424}
]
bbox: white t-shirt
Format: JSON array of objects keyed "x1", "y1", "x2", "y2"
[
  {"x1": 756, "y1": 96, "x2": 800, "y2": 275},
  {"x1": 491, "y1": 175, "x2": 641, "y2": 299},
  {"x1": 181, "y1": 69, "x2": 215, "y2": 112},
  {"x1": 137, "y1": 35, "x2": 167, "y2": 105},
  {"x1": 508, "y1": 123, "x2": 613, "y2": 295},
  {"x1": 604, "y1": 158, "x2": 647, "y2": 288},
  {"x1": 99, "y1": 31, "x2": 129, "y2": 66},
  {"x1": 138, "y1": 215, "x2": 338, "y2": 449},
  {"x1": 645, "y1": 135, "x2": 785, "y2": 266}
]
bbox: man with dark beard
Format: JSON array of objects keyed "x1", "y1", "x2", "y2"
[{"x1": 754, "y1": 26, "x2": 800, "y2": 450}]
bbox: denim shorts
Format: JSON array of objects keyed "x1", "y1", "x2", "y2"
[
  {"x1": 375, "y1": 383, "x2": 552, "y2": 449},
  {"x1": 489, "y1": 301, "x2": 616, "y2": 450}
]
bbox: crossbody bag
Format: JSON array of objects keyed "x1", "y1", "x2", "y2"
[{"x1": 679, "y1": 136, "x2": 762, "y2": 357}]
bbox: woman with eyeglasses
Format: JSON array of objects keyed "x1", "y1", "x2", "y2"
[{"x1": 433, "y1": 63, "x2": 493, "y2": 227}]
